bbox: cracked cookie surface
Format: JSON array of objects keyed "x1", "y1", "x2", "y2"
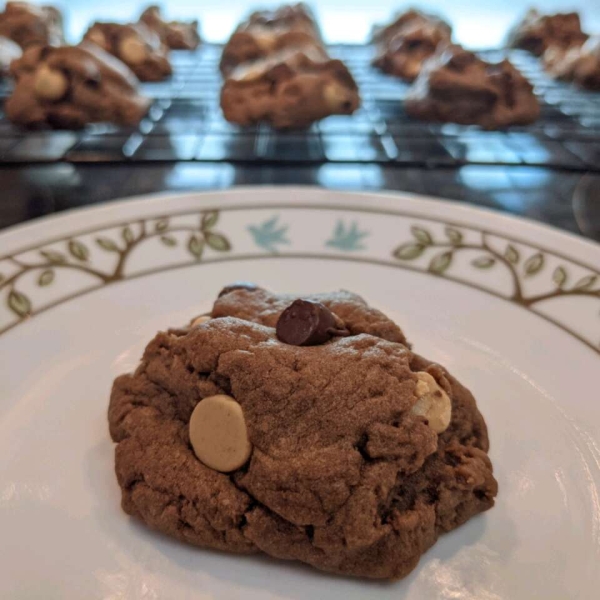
[
  {"x1": 507, "y1": 10, "x2": 587, "y2": 56},
  {"x1": 372, "y1": 9, "x2": 452, "y2": 82},
  {"x1": 0, "y1": 2, "x2": 63, "y2": 49},
  {"x1": 139, "y1": 5, "x2": 201, "y2": 51},
  {"x1": 405, "y1": 44, "x2": 540, "y2": 129},
  {"x1": 220, "y1": 48, "x2": 360, "y2": 129},
  {"x1": 109, "y1": 287, "x2": 497, "y2": 579}
]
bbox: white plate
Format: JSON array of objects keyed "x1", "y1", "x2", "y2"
[{"x1": 1, "y1": 187, "x2": 599, "y2": 600}]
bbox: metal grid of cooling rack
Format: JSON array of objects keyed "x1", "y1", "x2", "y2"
[{"x1": 0, "y1": 44, "x2": 598, "y2": 170}]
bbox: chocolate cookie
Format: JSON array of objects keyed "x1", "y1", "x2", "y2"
[
  {"x1": 405, "y1": 44, "x2": 540, "y2": 129},
  {"x1": 220, "y1": 3, "x2": 322, "y2": 76},
  {"x1": 83, "y1": 22, "x2": 172, "y2": 82},
  {"x1": 373, "y1": 14, "x2": 452, "y2": 82},
  {"x1": 507, "y1": 9, "x2": 588, "y2": 56},
  {"x1": 109, "y1": 286, "x2": 497, "y2": 580},
  {"x1": 139, "y1": 5, "x2": 201, "y2": 51},
  {"x1": 0, "y1": 35, "x2": 21, "y2": 78},
  {"x1": 544, "y1": 36, "x2": 600, "y2": 91},
  {"x1": 6, "y1": 43, "x2": 150, "y2": 129},
  {"x1": 0, "y1": 1, "x2": 63, "y2": 49},
  {"x1": 220, "y1": 47, "x2": 360, "y2": 129}
]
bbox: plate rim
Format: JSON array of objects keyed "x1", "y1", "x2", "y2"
[{"x1": 1, "y1": 186, "x2": 599, "y2": 257}]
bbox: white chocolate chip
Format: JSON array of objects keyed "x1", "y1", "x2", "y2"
[
  {"x1": 119, "y1": 36, "x2": 148, "y2": 65},
  {"x1": 323, "y1": 81, "x2": 353, "y2": 112},
  {"x1": 189, "y1": 395, "x2": 252, "y2": 472},
  {"x1": 411, "y1": 371, "x2": 452, "y2": 434},
  {"x1": 254, "y1": 32, "x2": 277, "y2": 52},
  {"x1": 34, "y1": 65, "x2": 68, "y2": 101},
  {"x1": 191, "y1": 315, "x2": 211, "y2": 327}
]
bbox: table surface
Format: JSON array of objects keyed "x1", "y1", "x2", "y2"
[{"x1": 0, "y1": 45, "x2": 598, "y2": 241}]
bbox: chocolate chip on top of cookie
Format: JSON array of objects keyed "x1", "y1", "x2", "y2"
[{"x1": 276, "y1": 298, "x2": 349, "y2": 346}]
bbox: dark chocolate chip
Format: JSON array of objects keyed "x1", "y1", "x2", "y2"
[
  {"x1": 84, "y1": 76, "x2": 101, "y2": 89},
  {"x1": 218, "y1": 282, "x2": 259, "y2": 298},
  {"x1": 276, "y1": 299, "x2": 349, "y2": 346}
]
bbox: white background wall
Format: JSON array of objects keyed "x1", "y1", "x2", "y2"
[{"x1": 61, "y1": 1, "x2": 600, "y2": 48}]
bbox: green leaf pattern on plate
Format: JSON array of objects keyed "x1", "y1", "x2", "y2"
[
  {"x1": 205, "y1": 232, "x2": 231, "y2": 252},
  {"x1": 188, "y1": 235, "x2": 204, "y2": 260},
  {"x1": 7, "y1": 290, "x2": 31, "y2": 317},
  {"x1": 0, "y1": 209, "x2": 598, "y2": 350},
  {"x1": 155, "y1": 218, "x2": 169, "y2": 233},
  {"x1": 411, "y1": 226, "x2": 433, "y2": 245},
  {"x1": 553, "y1": 266, "x2": 567, "y2": 288},
  {"x1": 429, "y1": 251, "x2": 453, "y2": 274},
  {"x1": 445, "y1": 227, "x2": 463, "y2": 245},
  {"x1": 122, "y1": 227, "x2": 135, "y2": 244},
  {"x1": 472, "y1": 256, "x2": 496, "y2": 269},
  {"x1": 574, "y1": 275, "x2": 597, "y2": 290},
  {"x1": 96, "y1": 238, "x2": 120, "y2": 252},
  {"x1": 524, "y1": 253, "x2": 544, "y2": 277},
  {"x1": 201, "y1": 211, "x2": 219, "y2": 230},
  {"x1": 68, "y1": 240, "x2": 89, "y2": 262},
  {"x1": 394, "y1": 243, "x2": 425, "y2": 260},
  {"x1": 505, "y1": 245, "x2": 520, "y2": 265},
  {"x1": 40, "y1": 250, "x2": 66, "y2": 264},
  {"x1": 38, "y1": 270, "x2": 55, "y2": 287},
  {"x1": 1, "y1": 209, "x2": 232, "y2": 324}
]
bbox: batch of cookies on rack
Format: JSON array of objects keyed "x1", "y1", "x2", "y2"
[{"x1": 0, "y1": 2, "x2": 598, "y2": 131}]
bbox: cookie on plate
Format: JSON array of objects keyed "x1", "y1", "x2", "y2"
[
  {"x1": 108, "y1": 285, "x2": 498, "y2": 580},
  {"x1": 507, "y1": 9, "x2": 588, "y2": 56},
  {"x1": 544, "y1": 36, "x2": 600, "y2": 90},
  {"x1": 372, "y1": 10, "x2": 452, "y2": 82},
  {"x1": 220, "y1": 3, "x2": 322, "y2": 76},
  {"x1": 221, "y1": 46, "x2": 360, "y2": 129},
  {"x1": 83, "y1": 22, "x2": 172, "y2": 82},
  {"x1": 405, "y1": 44, "x2": 540, "y2": 129},
  {"x1": 0, "y1": 35, "x2": 21, "y2": 78},
  {"x1": 6, "y1": 43, "x2": 151, "y2": 129},
  {"x1": 0, "y1": 1, "x2": 63, "y2": 49},
  {"x1": 139, "y1": 5, "x2": 201, "y2": 51}
]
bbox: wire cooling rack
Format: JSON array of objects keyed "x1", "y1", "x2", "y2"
[{"x1": 0, "y1": 44, "x2": 598, "y2": 170}]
